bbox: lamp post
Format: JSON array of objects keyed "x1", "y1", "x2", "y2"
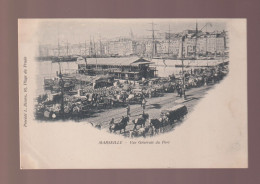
[
  {"x1": 58, "y1": 62, "x2": 65, "y2": 119},
  {"x1": 180, "y1": 36, "x2": 186, "y2": 100}
]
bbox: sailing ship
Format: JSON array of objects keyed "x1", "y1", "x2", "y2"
[{"x1": 52, "y1": 40, "x2": 78, "y2": 63}]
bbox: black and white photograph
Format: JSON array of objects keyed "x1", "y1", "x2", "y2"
[{"x1": 18, "y1": 19, "x2": 247, "y2": 169}]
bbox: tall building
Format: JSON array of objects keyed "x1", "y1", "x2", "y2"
[{"x1": 106, "y1": 39, "x2": 134, "y2": 56}]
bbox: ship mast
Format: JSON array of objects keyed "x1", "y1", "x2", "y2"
[
  {"x1": 79, "y1": 42, "x2": 82, "y2": 56},
  {"x1": 84, "y1": 40, "x2": 87, "y2": 69},
  {"x1": 89, "y1": 36, "x2": 93, "y2": 57},
  {"x1": 168, "y1": 25, "x2": 171, "y2": 57},
  {"x1": 99, "y1": 36, "x2": 102, "y2": 57},
  {"x1": 147, "y1": 22, "x2": 158, "y2": 59},
  {"x1": 84, "y1": 40, "x2": 87, "y2": 57},
  {"x1": 215, "y1": 32, "x2": 217, "y2": 58},
  {"x1": 206, "y1": 24, "x2": 208, "y2": 56},
  {"x1": 66, "y1": 40, "x2": 69, "y2": 56},
  {"x1": 194, "y1": 21, "x2": 198, "y2": 59},
  {"x1": 58, "y1": 37, "x2": 60, "y2": 57},
  {"x1": 199, "y1": 22, "x2": 212, "y2": 57},
  {"x1": 93, "y1": 37, "x2": 97, "y2": 69}
]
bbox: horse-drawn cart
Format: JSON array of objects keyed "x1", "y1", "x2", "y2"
[{"x1": 160, "y1": 104, "x2": 188, "y2": 124}]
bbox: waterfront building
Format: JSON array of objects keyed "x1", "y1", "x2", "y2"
[{"x1": 77, "y1": 57, "x2": 157, "y2": 80}]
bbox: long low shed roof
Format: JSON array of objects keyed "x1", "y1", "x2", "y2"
[{"x1": 77, "y1": 57, "x2": 153, "y2": 66}]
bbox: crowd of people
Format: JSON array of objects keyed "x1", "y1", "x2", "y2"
[{"x1": 35, "y1": 65, "x2": 228, "y2": 120}]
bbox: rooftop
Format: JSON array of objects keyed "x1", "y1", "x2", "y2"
[{"x1": 77, "y1": 57, "x2": 153, "y2": 66}]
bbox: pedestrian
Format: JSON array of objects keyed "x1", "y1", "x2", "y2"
[
  {"x1": 109, "y1": 118, "x2": 114, "y2": 125},
  {"x1": 178, "y1": 88, "x2": 183, "y2": 97},
  {"x1": 122, "y1": 93, "x2": 126, "y2": 103},
  {"x1": 142, "y1": 98, "x2": 147, "y2": 114},
  {"x1": 126, "y1": 104, "x2": 130, "y2": 117},
  {"x1": 148, "y1": 89, "x2": 152, "y2": 98},
  {"x1": 121, "y1": 116, "x2": 125, "y2": 123},
  {"x1": 204, "y1": 77, "x2": 207, "y2": 86}
]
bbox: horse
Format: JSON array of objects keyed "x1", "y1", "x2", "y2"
[
  {"x1": 132, "y1": 113, "x2": 149, "y2": 130},
  {"x1": 109, "y1": 116, "x2": 129, "y2": 134},
  {"x1": 150, "y1": 118, "x2": 164, "y2": 134}
]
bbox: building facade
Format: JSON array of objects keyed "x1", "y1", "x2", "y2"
[
  {"x1": 77, "y1": 57, "x2": 157, "y2": 80},
  {"x1": 38, "y1": 30, "x2": 227, "y2": 59}
]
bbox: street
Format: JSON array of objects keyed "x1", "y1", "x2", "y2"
[{"x1": 82, "y1": 84, "x2": 214, "y2": 135}]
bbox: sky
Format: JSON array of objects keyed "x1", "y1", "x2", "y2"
[{"x1": 36, "y1": 19, "x2": 227, "y2": 45}]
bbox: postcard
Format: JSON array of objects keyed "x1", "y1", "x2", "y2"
[{"x1": 19, "y1": 19, "x2": 247, "y2": 169}]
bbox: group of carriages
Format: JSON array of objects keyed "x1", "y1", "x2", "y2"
[
  {"x1": 109, "y1": 104, "x2": 188, "y2": 138},
  {"x1": 174, "y1": 66, "x2": 228, "y2": 96},
  {"x1": 36, "y1": 78, "x2": 177, "y2": 120}
]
